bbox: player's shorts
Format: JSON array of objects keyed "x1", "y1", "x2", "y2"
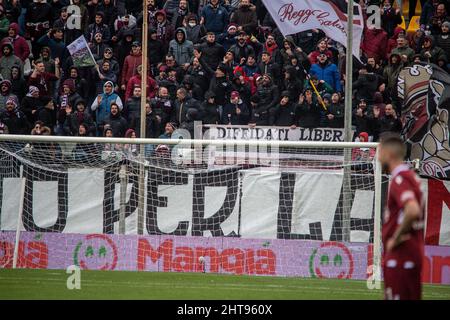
[{"x1": 383, "y1": 257, "x2": 422, "y2": 300}]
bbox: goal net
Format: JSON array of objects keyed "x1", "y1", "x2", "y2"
[{"x1": 0, "y1": 134, "x2": 383, "y2": 281}]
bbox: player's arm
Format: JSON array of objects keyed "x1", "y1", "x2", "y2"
[{"x1": 387, "y1": 198, "x2": 421, "y2": 252}]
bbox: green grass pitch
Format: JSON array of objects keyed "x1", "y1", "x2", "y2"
[{"x1": 1, "y1": 269, "x2": 449, "y2": 300}]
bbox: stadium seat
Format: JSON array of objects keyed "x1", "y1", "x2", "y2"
[
  {"x1": 399, "y1": 15, "x2": 407, "y2": 30},
  {"x1": 407, "y1": 16, "x2": 421, "y2": 38}
]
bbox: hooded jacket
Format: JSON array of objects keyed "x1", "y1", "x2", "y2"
[
  {"x1": 420, "y1": 35, "x2": 448, "y2": 64},
  {"x1": 0, "y1": 80, "x2": 18, "y2": 112},
  {"x1": 101, "y1": 107, "x2": 129, "y2": 138},
  {"x1": 361, "y1": 27, "x2": 388, "y2": 62},
  {"x1": 310, "y1": 60, "x2": 342, "y2": 92},
  {"x1": 185, "y1": 15, "x2": 206, "y2": 45},
  {"x1": 0, "y1": 42, "x2": 23, "y2": 81},
  {"x1": 90, "y1": 81, "x2": 124, "y2": 130},
  {"x1": 10, "y1": 66, "x2": 27, "y2": 102},
  {"x1": 155, "y1": 10, "x2": 175, "y2": 51},
  {"x1": 274, "y1": 98, "x2": 296, "y2": 127},
  {"x1": 383, "y1": 53, "x2": 403, "y2": 92},
  {"x1": 0, "y1": 100, "x2": 28, "y2": 134},
  {"x1": 121, "y1": 46, "x2": 143, "y2": 86},
  {"x1": 169, "y1": 28, "x2": 194, "y2": 65},
  {"x1": 0, "y1": 23, "x2": 30, "y2": 62}
]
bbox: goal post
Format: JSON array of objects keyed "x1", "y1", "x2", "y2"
[{"x1": 0, "y1": 134, "x2": 382, "y2": 280}]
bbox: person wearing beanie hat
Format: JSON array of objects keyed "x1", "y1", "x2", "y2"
[
  {"x1": 0, "y1": 96, "x2": 28, "y2": 134},
  {"x1": 436, "y1": 21, "x2": 450, "y2": 57},
  {"x1": 0, "y1": 79, "x2": 18, "y2": 112},
  {"x1": 222, "y1": 89, "x2": 249, "y2": 125},
  {"x1": 121, "y1": 37, "x2": 143, "y2": 91},
  {"x1": 207, "y1": 62, "x2": 232, "y2": 107},
  {"x1": 97, "y1": 47, "x2": 120, "y2": 77}
]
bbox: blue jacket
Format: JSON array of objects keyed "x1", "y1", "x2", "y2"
[
  {"x1": 310, "y1": 63, "x2": 342, "y2": 92},
  {"x1": 37, "y1": 34, "x2": 67, "y2": 60},
  {"x1": 201, "y1": 4, "x2": 229, "y2": 34},
  {"x1": 90, "y1": 82, "x2": 123, "y2": 130}
]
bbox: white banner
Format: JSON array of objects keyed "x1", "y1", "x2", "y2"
[
  {"x1": 1, "y1": 168, "x2": 449, "y2": 245},
  {"x1": 261, "y1": 0, "x2": 364, "y2": 59},
  {"x1": 205, "y1": 125, "x2": 345, "y2": 142}
]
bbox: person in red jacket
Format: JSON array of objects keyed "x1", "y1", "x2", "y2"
[
  {"x1": 0, "y1": 23, "x2": 30, "y2": 62},
  {"x1": 386, "y1": 27, "x2": 406, "y2": 58},
  {"x1": 125, "y1": 65, "x2": 159, "y2": 102},
  {"x1": 120, "y1": 41, "x2": 143, "y2": 92},
  {"x1": 362, "y1": 24, "x2": 388, "y2": 63}
]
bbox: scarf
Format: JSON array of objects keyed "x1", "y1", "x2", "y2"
[{"x1": 156, "y1": 22, "x2": 167, "y2": 40}]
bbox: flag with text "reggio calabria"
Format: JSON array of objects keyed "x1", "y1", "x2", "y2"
[{"x1": 261, "y1": 0, "x2": 364, "y2": 59}]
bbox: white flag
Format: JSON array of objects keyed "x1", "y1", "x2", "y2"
[
  {"x1": 67, "y1": 36, "x2": 97, "y2": 68},
  {"x1": 261, "y1": 0, "x2": 363, "y2": 59}
]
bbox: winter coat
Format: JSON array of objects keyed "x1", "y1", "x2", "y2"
[
  {"x1": 121, "y1": 51, "x2": 143, "y2": 86},
  {"x1": 85, "y1": 23, "x2": 111, "y2": 43},
  {"x1": 229, "y1": 42, "x2": 255, "y2": 64},
  {"x1": 0, "y1": 42, "x2": 23, "y2": 81},
  {"x1": 386, "y1": 27, "x2": 405, "y2": 57},
  {"x1": 326, "y1": 103, "x2": 344, "y2": 128},
  {"x1": 125, "y1": 74, "x2": 158, "y2": 102},
  {"x1": 0, "y1": 23, "x2": 30, "y2": 62},
  {"x1": 125, "y1": 96, "x2": 141, "y2": 122},
  {"x1": 296, "y1": 100, "x2": 322, "y2": 128},
  {"x1": 198, "y1": 41, "x2": 226, "y2": 70},
  {"x1": 101, "y1": 112, "x2": 129, "y2": 138},
  {"x1": 361, "y1": 28, "x2": 388, "y2": 62},
  {"x1": 169, "y1": 28, "x2": 194, "y2": 65},
  {"x1": 172, "y1": 96, "x2": 201, "y2": 125},
  {"x1": 64, "y1": 111, "x2": 96, "y2": 136},
  {"x1": 230, "y1": 5, "x2": 257, "y2": 34},
  {"x1": 37, "y1": 34, "x2": 66, "y2": 61},
  {"x1": 274, "y1": 101, "x2": 296, "y2": 127},
  {"x1": 201, "y1": 101, "x2": 220, "y2": 125},
  {"x1": 310, "y1": 62, "x2": 342, "y2": 92},
  {"x1": 222, "y1": 100, "x2": 250, "y2": 125},
  {"x1": 90, "y1": 82, "x2": 124, "y2": 129},
  {"x1": 0, "y1": 108, "x2": 28, "y2": 134},
  {"x1": 201, "y1": 4, "x2": 229, "y2": 34},
  {"x1": 352, "y1": 73, "x2": 380, "y2": 104}
]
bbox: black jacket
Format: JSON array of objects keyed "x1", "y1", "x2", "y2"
[
  {"x1": 296, "y1": 100, "x2": 322, "y2": 128},
  {"x1": 274, "y1": 101, "x2": 297, "y2": 126}
]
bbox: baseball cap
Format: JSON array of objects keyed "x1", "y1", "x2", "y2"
[{"x1": 132, "y1": 41, "x2": 141, "y2": 47}]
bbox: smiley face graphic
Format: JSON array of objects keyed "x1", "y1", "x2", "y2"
[
  {"x1": 73, "y1": 234, "x2": 118, "y2": 270},
  {"x1": 309, "y1": 242, "x2": 354, "y2": 279}
]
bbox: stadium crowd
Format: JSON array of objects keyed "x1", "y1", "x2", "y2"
[{"x1": 0, "y1": 0, "x2": 448, "y2": 143}]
